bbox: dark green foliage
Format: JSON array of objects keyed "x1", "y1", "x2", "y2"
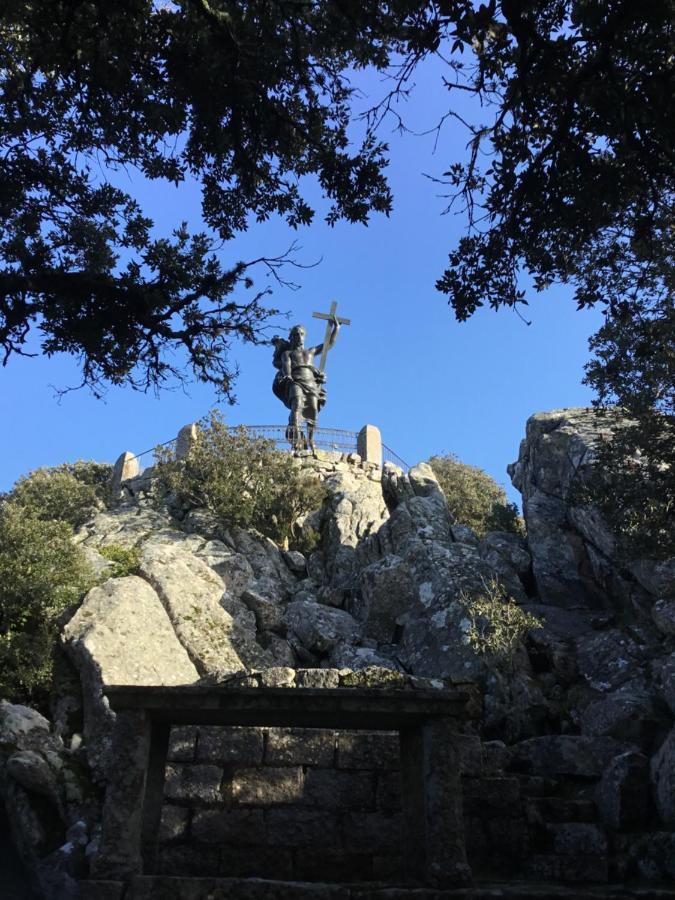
[
  {"x1": 0, "y1": 0, "x2": 415, "y2": 395},
  {"x1": 156, "y1": 411, "x2": 326, "y2": 548},
  {"x1": 0, "y1": 504, "x2": 94, "y2": 704},
  {"x1": 428, "y1": 453, "x2": 524, "y2": 539},
  {"x1": 7, "y1": 465, "x2": 104, "y2": 528},
  {"x1": 581, "y1": 294, "x2": 674, "y2": 559}
]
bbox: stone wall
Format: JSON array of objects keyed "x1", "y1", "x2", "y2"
[
  {"x1": 156, "y1": 724, "x2": 528, "y2": 884},
  {"x1": 157, "y1": 726, "x2": 403, "y2": 882}
]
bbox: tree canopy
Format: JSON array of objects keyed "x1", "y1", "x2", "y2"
[{"x1": 1, "y1": 2, "x2": 673, "y2": 550}]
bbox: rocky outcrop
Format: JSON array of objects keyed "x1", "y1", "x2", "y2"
[
  {"x1": 3, "y1": 414, "x2": 674, "y2": 896},
  {"x1": 63, "y1": 576, "x2": 199, "y2": 776}
]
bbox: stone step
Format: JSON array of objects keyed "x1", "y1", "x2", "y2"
[{"x1": 81, "y1": 876, "x2": 675, "y2": 900}]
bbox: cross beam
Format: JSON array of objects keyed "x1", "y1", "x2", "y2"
[{"x1": 312, "y1": 300, "x2": 350, "y2": 372}]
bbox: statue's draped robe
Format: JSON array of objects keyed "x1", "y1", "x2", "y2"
[{"x1": 273, "y1": 362, "x2": 326, "y2": 425}]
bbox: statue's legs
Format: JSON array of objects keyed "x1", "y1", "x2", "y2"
[{"x1": 286, "y1": 386, "x2": 307, "y2": 451}]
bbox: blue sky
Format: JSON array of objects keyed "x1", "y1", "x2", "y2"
[{"x1": 0, "y1": 57, "x2": 603, "y2": 503}]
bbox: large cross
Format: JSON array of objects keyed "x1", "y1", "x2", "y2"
[{"x1": 312, "y1": 300, "x2": 350, "y2": 372}]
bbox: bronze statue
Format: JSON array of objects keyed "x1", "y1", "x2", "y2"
[{"x1": 272, "y1": 314, "x2": 342, "y2": 452}]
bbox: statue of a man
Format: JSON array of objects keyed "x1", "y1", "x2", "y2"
[{"x1": 272, "y1": 316, "x2": 340, "y2": 451}]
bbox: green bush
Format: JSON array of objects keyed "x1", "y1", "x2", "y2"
[
  {"x1": 99, "y1": 544, "x2": 141, "y2": 577},
  {"x1": 0, "y1": 504, "x2": 95, "y2": 705},
  {"x1": 6, "y1": 461, "x2": 111, "y2": 528},
  {"x1": 428, "y1": 453, "x2": 525, "y2": 538},
  {"x1": 458, "y1": 576, "x2": 543, "y2": 669},
  {"x1": 155, "y1": 411, "x2": 326, "y2": 549}
]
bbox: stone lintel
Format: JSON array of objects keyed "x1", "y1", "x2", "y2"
[{"x1": 357, "y1": 424, "x2": 382, "y2": 468}]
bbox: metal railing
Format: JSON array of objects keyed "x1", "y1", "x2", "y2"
[{"x1": 129, "y1": 425, "x2": 409, "y2": 472}]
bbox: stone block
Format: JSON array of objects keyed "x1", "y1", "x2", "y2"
[
  {"x1": 231, "y1": 767, "x2": 304, "y2": 805},
  {"x1": 192, "y1": 808, "x2": 265, "y2": 845},
  {"x1": 375, "y1": 772, "x2": 402, "y2": 813},
  {"x1": 372, "y1": 854, "x2": 403, "y2": 882},
  {"x1": 455, "y1": 733, "x2": 483, "y2": 776},
  {"x1": 295, "y1": 668, "x2": 341, "y2": 689},
  {"x1": 167, "y1": 726, "x2": 197, "y2": 763},
  {"x1": 175, "y1": 422, "x2": 199, "y2": 459},
  {"x1": 462, "y1": 776, "x2": 520, "y2": 814},
  {"x1": 357, "y1": 425, "x2": 382, "y2": 468},
  {"x1": 293, "y1": 850, "x2": 373, "y2": 883},
  {"x1": 158, "y1": 805, "x2": 189, "y2": 842},
  {"x1": 266, "y1": 727, "x2": 335, "y2": 767},
  {"x1": 110, "y1": 451, "x2": 140, "y2": 494},
  {"x1": 342, "y1": 812, "x2": 403, "y2": 852},
  {"x1": 163, "y1": 764, "x2": 223, "y2": 805},
  {"x1": 80, "y1": 882, "x2": 125, "y2": 900},
  {"x1": 265, "y1": 809, "x2": 340, "y2": 847},
  {"x1": 304, "y1": 769, "x2": 375, "y2": 810},
  {"x1": 549, "y1": 822, "x2": 608, "y2": 857},
  {"x1": 197, "y1": 726, "x2": 264, "y2": 766},
  {"x1": 336, "y1": 732, "x2": 399, "y2": 770},
  {"x1": 156, "y1": 845, "x2": 293, "y2": 880}
]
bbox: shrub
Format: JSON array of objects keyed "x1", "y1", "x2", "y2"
[
  {"x1": 428, "y1": 453, "x2": 525, "y2": 538},
  {"x1": 0, "y1": 504, "x2": 95, "y2": 705},
  {"x1": 99, "y1": 544, "x2": 141, "y2": 577},
  {"x1": 155, "y1": 411, "x2": 326, "y2": 549},
  {"x1": 6, "y1": 462, "x2": 111, "y2": 528},
  {"x1": 458, "y1": 576, "x2": 543, "y2": 668}
]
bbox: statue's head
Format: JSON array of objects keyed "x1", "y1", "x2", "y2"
[{"x1": 289, "y1": 324, "x2": 306, "y2": 348}]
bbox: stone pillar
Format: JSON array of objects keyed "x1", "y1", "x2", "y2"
[
  {"x1": 91, "y1": 710, "x2": 152, "y2": 880},
  {"x1": 399, "y1": 720, "x2": 471, "y2": 887},
  {"x1": 110, "y1": 452, "x2": 140, "y2": 495},
  {"x1": 357, "y1": 424, "x2": 382, "y2": 467},
  {"x1": 176, "y1": 422, "x2": 199, "y2": 459}
]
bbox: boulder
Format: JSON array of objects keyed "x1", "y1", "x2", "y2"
[
  {"x1": 62, "y1": 576, "x2": 198, "y2": 774},
  {"x1": 596, "y1": 751, "x2": 649, "y2": 831},
  {"x1": 509, "y1": 735, "x2": 635, "y2": 777},
  {"x1": 139, "y1": 541, "x2": 272, "y2": 675},
  {"x1": 284, "y1": 601, "x2": 360, "y2": 657}
]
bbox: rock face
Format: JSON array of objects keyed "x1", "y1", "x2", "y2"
[
  {"x1": 63, "y1": 576, "x2": 199, "y2": 775},
  {"x1": 3, "y1": 415, "x2": 674, "y2": 896}
]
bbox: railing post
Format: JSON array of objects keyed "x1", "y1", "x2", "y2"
[{"x1": 357, "y1": 424, "x2": 382, "y2": 467}]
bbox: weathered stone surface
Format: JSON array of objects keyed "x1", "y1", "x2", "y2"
[
  {"x1": 596, "y1": 751, "x2": 649, "y2": 831},
  {"x1": 192, "y1": 809, "x2": 265, "y2": 845},
  {"x1": 167, "y1": 726, "x2": 197, "y2": 763},
  {"x1": 164, "y1": 765, "x2": 223, "y2": 805},
  {"x1": 175, "y1": 423, "x2": 199, "y2": 460},
  {"x1": 509, "y1": 735, "x2": 634, "y2": 777},
  {"x1": 231, "y1": 767, "x2": 304, "y2": 805},
  {"x1": 195, "y1": 543, "x2": 255, "y2": 598},
  {"x1": 479, "y1": 532, "x2": 531, "y2": 579},
  {"x1": 574, "y1": 628, "x2": 647, "y2": 693},
  {"x1": 652, "y1": 598, "x2": 675, "y2": 636},
  {"x1": 336, "y1": 732, "x2": 399, "y2": 770},
  {"x1": 110, "y1": 451, "x2": 140, "y2": 495},
  {"x1": 265, "y1": 809, "x2": 340, "y2": 848},
  {"x1": 265, "y1": 728, "x2": 335, "y2": 767},
  {"x1": 62, "y1": 576, "x2": 198, "y2": 774},
  {"x1": 294, "y1": 668, "x2": 341, "y2": 689},
  {"x1": 197, "y1": 726, "x2": 264, "y2": 766},
  {"x1": 284, "y1": 601, "x2": 360, "y2": 656},
  {"x1": 579, "y1": 687, "x2": 660, "y2": 746},
  {"x1": 158, "y1": 805, "x2": 189, "y2": 843},
  {"x1": 230, "y1": 528, "x2": 295, "y2": 601},
  {"x1": 240, "y1": 589, "x2": 285, "y2": 634},
  {"x1": 342, "y1": 812, "x2": 402, "y2": 852},
  {"x1": 0, "y1": 702, "x2": 51, "y2": 751},
  {"x1": 651, "y1": 726, "x2": 675, "y2": 826},
  {"x1": 303, "y1": 769, "x2": 374, "y2": 809},
  {"x1": 139, "y1": 541, "x2": 272, "y2": 674}
]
